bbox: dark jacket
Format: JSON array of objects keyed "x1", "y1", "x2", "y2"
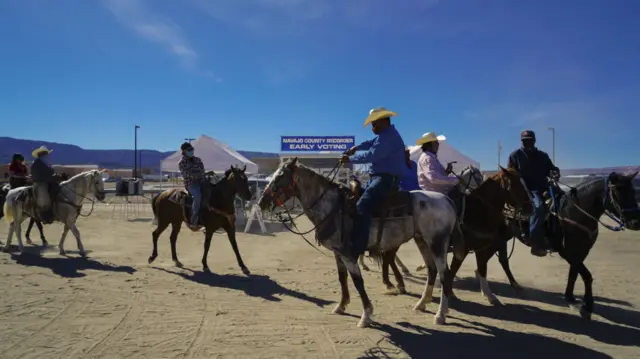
[
  {"x1": 507, "y1": 147, "x2": 559, "y2": 191},
  {"x1": 30, "y1": 158, "x2": 56, "y2": 183}
]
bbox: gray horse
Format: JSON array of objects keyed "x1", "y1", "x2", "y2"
[{"x1": 258, "y1": 158, "x2": 463, "y2": 327}]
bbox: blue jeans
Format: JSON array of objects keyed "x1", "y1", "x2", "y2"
[
  {"x1": 351, "y1": 174, "x2": 396, "y2": 258},
  {"x1": 529, "y1": 190, "x2": 546, "y2": 248},
  {"x1": 188, "y1": 183, "x2": 202, "y2": 225}
]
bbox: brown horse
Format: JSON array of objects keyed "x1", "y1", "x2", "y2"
[
  {"x1": 441, "y1": 166, "x2": 533, "y2": 305},
  {"x1": 148, "y1": 165, "x2": 253, "y2": 274}
]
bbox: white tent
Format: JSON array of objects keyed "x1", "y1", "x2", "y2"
[
  {"x1": 408, "y1": 134, "x2": 480, "y2": 173},
  {"x1": 160, "y1": 135, "x2": 259, "y2": 174}
]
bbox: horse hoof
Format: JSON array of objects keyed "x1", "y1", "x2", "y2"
[
  {"x1": 565, "y1": 295, "x2": 578, "y2": 304},
  {"x1": 59, "y1": 250, "x2": 66, "y2": 256},
  {"x1": 1, "y1": 247, "x2": 9, "y2": 253},
  {"x1": 397, "y1": 286, "x2": 407, "y2": 295},
  {"x1": 402, "y1": 270, "x2": 411, "y2": 276},
  {"x1": 26, "y1": 239, "x2": 33, "y2": 245},
  {"x1": 579, "y1": 306, "x2": 592, "y2": 320},
  {"x1": 241, "y1": 267, "x2": 251, "y2": 275},
  {"x1": 357, "y1": 317, "x2": 373, "y2": 328},
  {"x1": 413, "y1": 303, "x2": 426, "y2": 312},
  {"x1": 512, "y1": 283, "x2": 524, "y2": 292},
  {"x1": 361, "y1": 265, "x2": 370, "y2": 272},
  {"x1": 174, "y1": 261, "x2": 184, "y2": 268},
  {"x1": 332, "y1": 306, "x2": 346, "y2": 315},
  {"x1": 148, "y1": 256, "x2": 157, "y2": 264},
  {"x1": 203, "y1": 267, "x2": 211, "y2": 274},
  {"x1": 79, "y1": 251, "x2": 87, "y2": 258},
  {"x1": 433, "y1": 316, "x2": 446, "y2": 325},
  {"x1": 487, "y1": 297, "x2": 503, "y2": 306}
]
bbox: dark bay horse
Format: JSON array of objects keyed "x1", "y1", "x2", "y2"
[
  {"x1": 441, "y1": 167, "x2": 534, "y2": 305},
  {"x1": 507, "y1": 171, "x2": 640, "y2": 319},
  {"x1": 148, "y1": 165, "x2": 253, "y2": 274},
  {"x1": 259, "y1": 158, "x2": 463, "y2": 327}
]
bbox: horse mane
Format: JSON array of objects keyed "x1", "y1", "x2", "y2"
[{"x1": 294, "y1": 163, "x2": 348, "y2": 192}]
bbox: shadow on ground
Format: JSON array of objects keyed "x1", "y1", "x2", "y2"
[
  {"x1": 155, "y1": 267, "x2": 333, "y2": 308},
  {"x1": 360, "y1": 319, "x2": 613, "y2": 359},
  {"x1": 9, "y1": 251, "x2": 136, "y2": 278}
]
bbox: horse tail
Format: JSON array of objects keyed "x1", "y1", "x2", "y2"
[
  {"x1": 151, "y1": 192, "x2": 160, "y2": 226},
  {"x1": 3, "y1": 199, "x2": 13, "y2": 225}
]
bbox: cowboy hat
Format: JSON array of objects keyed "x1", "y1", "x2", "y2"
[
  {"x1": 415, "y1": 132, "x2": 439, "y2": 146},
  {"x1": 32, "y1": 145, "x2": 53, "y2": 158},
  {"x1": 363, "y1": 107, "x2": 398, "y2": 127}
]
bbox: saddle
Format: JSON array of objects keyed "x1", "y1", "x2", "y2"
[
  {"x1": 168, "y1": 189, "x2": 203, "y2": 227},
  {"x1": 348, "y1": 178, "x2": 413, "y2": 218}
]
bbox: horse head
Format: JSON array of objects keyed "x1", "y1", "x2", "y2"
[
  {"x1": 493, "y1": 166, "x2": 534, "y2": 216},
  {"x1": 259, "y1": 157, "x2": 300, "y2": 211},
  {"x1": 457, "y1": 165, "x2": 483, "y2": 192},
  {"x1": 226, "y1": 165, "x2": 252, "y2": 201},
  {"x1": 606, "y1": 171, "x2": 640, "y2": 230},
  {"x1": 83, "y1": 169, "x2": 107, "y2": 202}
]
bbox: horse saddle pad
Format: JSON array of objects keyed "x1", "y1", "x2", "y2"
[{"x1": 349, "y1": 181, "x2": 413, "y2": 218}]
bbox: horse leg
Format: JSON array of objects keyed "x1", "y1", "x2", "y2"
[
  {"x1": 169, "y1": 222, "x2": 183, "y2": 268},
  {"x1": 58, "y1": 225, "x2": 70, "y2": 255},
  {"x1": 359, "y1": 255, "x2": 371, "y2": 271},
  {"x1": 331, "y1": 253, "x2": 351, "y2": 315},
  {"x1": 394, "y1": 254, "x2": 411, "y2": 275},
  {"x1": 564, "y1": 266, "x2": 579, "y2": 304},
  {"x1": 475, "y1": 248, "x2": 501, "y2": 305},
  {"x1": 222, "y1": 221, "x2": 250, "y2": 275},
  {"x1": 411, "y1": 237, "x2": 439, "y2": 311},
  {"x1": 12, "y1": 219, "x2": 25, "y2": 254},
  {"x1": 148, "y1": 218, "x2": 169, "y2": 264},
  {"x1": 343, "y1": 256, "x2": 373, "y2": 328},
  {"x1": 201, "y1": 228, "x2": 213, "y2": 273},
  {"x1": 3, "y1": 222, "x2": 15, "y2": 252},
  {"x1": 67, "y1": 223, "x2": 86, "y2": 257},
  {"x1": 388, "y1": 250, "x2": 407, "y2": 294},
  {"x1": 445, "y1": 251, "x2": 468, "y2": 299},
  {"x1": 498, "y1": 239, "x2": 522, "y2": 291},
  {"x1": 572, "y1": 261, "x2": 594, "y2": 320},
  {"x1": 381, "y1": 252, "x2": 395, "y2": 293},
  {"x1": 25, "y1": 218, "x2": 34, "y2": 245},
  {"x1": 36, "y1": 220, "x2": 47, "y2": 246}
]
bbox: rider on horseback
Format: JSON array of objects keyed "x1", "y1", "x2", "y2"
[
  {"x1": 415, "y1": 132, "x2": 459, "y2": 195},
  {"x1": 399, "y1": 149, "x2": 421, "y2": 191},
  {"x1": 30, "y1": 146, "x2": 59, "y2": 224},
  {"x1": 341, "y1": 108, "x2": 407, "y2": 258},
  {"x1": 507, "y1": 130, "x2": 560, "y2": 257},
  {"x1": 8, "y1": 153, "x2": 29, "y2": 189},
  {"x1": 178, "y1": 142, "x2": 211, "y2": 230}
]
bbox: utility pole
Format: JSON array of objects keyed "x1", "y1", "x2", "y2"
[
  {"x1": 498, "y1": 140, "x2": 502, "y2": 168},
  {"x1": 547, "y1": 127, "x2": 556, "y2": 163},
  {"x1": 185, "y1": 137, "x2": 195, "y2": 143},
  {"x1": 134, "y1": 125, "x2": 140, "y2": 178}
]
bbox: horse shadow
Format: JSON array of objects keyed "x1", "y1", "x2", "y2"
[
  {"x1": 448, "y1": 295, "x2": 640, "y2": 347},
  {"x1": 359, "y1": 320, "x2": 612, "y2": 359},
  {"x1": 9, "y1": 251, "x2": 136, "y2": 279},
  {"x1": 155, "y1": 267, "x2": 333, "y2": 308},
  {"x1": 452, "y1": 276, "x2": 640, "y2": 330}
]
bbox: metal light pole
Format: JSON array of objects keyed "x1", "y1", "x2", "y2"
[
  {"x1": 497, "y1": 140, "x2": 502, "y2": 168},
  {"x1": 547, "y1": 127, "x2": 555, "y2": 163},
  {"x1": 134, "y1": 125, "x2": 140, "y2": 178}
]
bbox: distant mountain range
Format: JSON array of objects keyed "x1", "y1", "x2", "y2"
[{"x1": 0, "y1": 137, "x2": 278, "y2": 172}]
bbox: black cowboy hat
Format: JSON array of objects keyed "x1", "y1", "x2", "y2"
[
  {"x1": 180, "y1": 142, "x2": 193, "y2": 151},
  {"x1": 12, "y1": 153, "x2": 24, "y2": 161}
]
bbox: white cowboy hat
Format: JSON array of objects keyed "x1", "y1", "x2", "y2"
[
  {"x1": 363, "y1": 107, "x2": 398, "y2": 127},
  {"x1": 415, "y1": 132, "x2": 439, "y2": 146},
  {"x1": 32, "y1": 145, "x2": 53, "y2": 158}
]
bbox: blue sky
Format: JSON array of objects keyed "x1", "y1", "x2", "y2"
[{"x1": 1, "y1": 0, "x2": 639, "y2": 170}]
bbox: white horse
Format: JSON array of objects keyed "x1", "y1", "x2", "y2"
[
  {"x1": 2, "y1": 169, "x2": 106, "y2": 256},
  {"x1": 258, "y1": 158, "x2": 463, "y2": 327}
]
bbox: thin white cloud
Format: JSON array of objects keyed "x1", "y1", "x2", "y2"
[{"x1": 104, "y1": 0, "x2": 218, "y2": 80}]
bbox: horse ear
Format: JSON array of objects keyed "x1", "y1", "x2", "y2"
[
  {"x1": 498, "y1": 165, "x2": 508, "y2": 174},
  {"x1": 627, "y1": 171, "x2": 639, "y2": 180},
  {"x1": 288, "y1": 157, "x2": 298, "y2": 167},
  {"x1": 242, "y1": 165, "x2": 246, "y2": 172}
]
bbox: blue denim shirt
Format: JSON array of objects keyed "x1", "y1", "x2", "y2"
[
  {"x1": 399, "y1": 160, "x2": 421, "y2": 191},
  {"x1": 349, "y1": 125, "x2": 406, "y2": 176}
]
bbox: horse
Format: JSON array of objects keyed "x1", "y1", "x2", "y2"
[
  {"x1": 148, "y1": 165, "x2": 253, "y2": 274},
  {"x1": 438, "y1": 167, "x2": 533, "y2": 306},
  {"x1": 506, "y1": 171, "x2": 640, "y2": 319},
  {"x1": 2, "y1": 170, "x2": 107, "y2": 256},
  {"x1": 258, "y1": 158, "x2": 463, "y2": 327},
  {"x1": 374, "y1": 164, "x2": 486, "y2": 293}
]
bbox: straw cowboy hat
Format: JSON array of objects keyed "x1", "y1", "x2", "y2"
[
  {"x1": 32, "y1": 145, "x2": 53, "y2": 158},
  {"x1": 415, "y1": 132, "x2": 439, "y2": 146},
  {"x1": 363, "y1": 107, "x2": 398, "y2": 127}
]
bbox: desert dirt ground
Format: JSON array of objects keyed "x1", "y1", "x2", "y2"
[{"x1": 0, "y1": 196, "x2": 639, "y2": 359}]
